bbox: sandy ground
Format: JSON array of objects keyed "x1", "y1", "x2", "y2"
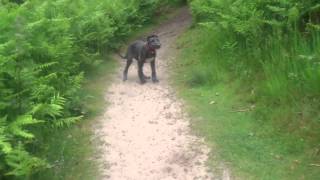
[{"x1": 94, "y1": 8, "x2": 216, "y2": 180}]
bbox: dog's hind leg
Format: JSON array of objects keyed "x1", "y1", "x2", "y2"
[{"x1": 123, "y1": 59, "x2": 133, "y2": 81}]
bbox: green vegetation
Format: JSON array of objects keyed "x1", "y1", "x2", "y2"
[
  {"x1": 0, "y1": 0, "x2": 185, "y2": 179},
  {"x1": 1, "y1": 0, "x2": 319, "y2": 179},
  {"x1": 173, "y1": 0, "x2": 320, "y2": 179},
  {"x1": 31, "y1": 59, "x2": 117, "y2": 180},
  {"x1": 32, "y1": 7, "x2": 184, "y2": 180}
]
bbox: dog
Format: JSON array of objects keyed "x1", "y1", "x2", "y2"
[{"x1": 119, "y1": 35, "x2": 161, "y2": 84}]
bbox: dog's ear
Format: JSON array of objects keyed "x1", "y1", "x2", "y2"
[
  {"x1": 147, "y1": 35, "x2": 153, "y2": 41},
  {"x1": 147, "y1": 34, "x2": 158, "y2": 41}
]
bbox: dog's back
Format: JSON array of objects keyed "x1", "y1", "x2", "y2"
[{"x1": 126, "y1": 40, "x2": 146, "y2": 60}]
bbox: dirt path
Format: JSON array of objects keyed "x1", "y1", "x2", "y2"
[{"x1": 95, "y1": 8, "x2": 214, "y2": 180}]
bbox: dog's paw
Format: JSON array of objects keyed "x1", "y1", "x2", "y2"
[
  {"x1": 122, "y1": 77, "x2": 127, "y2": 82},
  {"x1": 152, "y1": 78, "x2": 159, "y2": 83},
  {"x1": 140, "y1": 80, "x2": 147, "y2": 84}
]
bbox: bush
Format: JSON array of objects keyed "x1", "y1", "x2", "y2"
[
  {"x1": 0, "y1": 0, "x2": 180, "y2": 178},
  {"x1": 178, "y1": 1, "x2": 320, "y2": 178},
  {"x1": 188, "y1": 0, "x2": 320, "y2": 164},
  {"x1": 189, "y1": 0, "x2": 320, "y2": 106}
]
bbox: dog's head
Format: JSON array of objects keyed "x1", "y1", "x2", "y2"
[{"x1": 147, "y1": 34, "x2": 161, "y2": 50}]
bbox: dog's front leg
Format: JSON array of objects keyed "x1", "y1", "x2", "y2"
[
  {"x1": 151, "y1": 60, "x2": 159, "y2": 83},
  {"x1": 138, "y1": 61, "x2": 146, "y2": 84}
]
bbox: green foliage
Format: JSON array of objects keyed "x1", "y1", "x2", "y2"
[
  {"x1": 176, "y1": 0, "x2": 320, "y2": 179},
  {"x1": 9, "y1": 115, "x2": 42, "y2": 139},
  {"x1": 175, "y1": 27, "x2": 320, "y2": 179},
  {"x1": 188, "y1": 0, "x2": 320, "y2": 125},
  {"x1": 0, "y1": 0, "x2": 181, "y2": 178},
  {"x1": 189, "y1": 0, "x2": 320, "y2": 96},
  {"x1": 6, "y1": 146, "x2": 48, "y2": 177}
]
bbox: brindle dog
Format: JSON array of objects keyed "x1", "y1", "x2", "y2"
[{"x1": 119, "y1": 35, "x2": 161, "y2": 84}]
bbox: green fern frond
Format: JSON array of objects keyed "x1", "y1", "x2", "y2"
[
  {"x1": 5, "y1": 146, "x2": 48, "y2": 177},
  {"x1": 266, "y1": 5, "x2": 286, "y2": 13},
  {"x1": 34, "y1": 62, "x2": 58, "y2": 71},
  {"x1": 51, "y1": 94, "x2": 66, "y2": 107},
  {"x1": 48, "y1": 94, "x2": 66, "y2": 118},
  {"x1": 52, "y1": 116, "x2": 83, "y2": 128},
  {"x1": 26, "y1": 19, "x2": 47, "y2": 31},
  {"x1": 9, "y1": 115, "x2": 43, "y2": 139},
  {"x1": 29, "y1": 103, "x2": 61, "y2": 119},
  {"x1": 29, "y1": 104, "x2": 46, "y2": 115},
  {"x1": 30, "y1": 94, "x2": 67, "y2": 120},
  {"x1": 0, "y1": 136, "x2": 12, "y2": 154},
  {"x1": 0, "y1": 116, "x2": 12, "y2": 154}
]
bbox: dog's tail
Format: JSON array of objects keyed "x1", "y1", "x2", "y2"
[{"x1": 117, "y1": 52, "x2": 127, "y2": 59}]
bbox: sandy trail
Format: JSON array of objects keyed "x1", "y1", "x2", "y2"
[{"x1": 95, "y1": 8, "x2": 214, "y2": 180}]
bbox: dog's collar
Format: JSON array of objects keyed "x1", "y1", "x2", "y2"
[{"x1": 146, "y1": 43, "x2": 156, "y2": 54}]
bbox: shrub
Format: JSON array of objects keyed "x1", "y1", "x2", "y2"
[
  {"x1": 189, "y1": 0, "x2": 320, "y2": 103},
  {"x1": 0, "y1": 0, "x2": 179, "y2": 178}
]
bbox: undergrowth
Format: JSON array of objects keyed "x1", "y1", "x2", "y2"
[
  {"x1": 173, "y1": 0, "x2": 320, "y2": 179},
  {"x1": 0, "y1": 0, "x2": 185, "y2": 179},
  {"x1": 174, "y1": 27, "x2": 320, "y2": 180}
]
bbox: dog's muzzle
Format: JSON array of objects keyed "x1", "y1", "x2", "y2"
[{"x1": 154, "y1": 43, "x2": 161, "y2": 49}]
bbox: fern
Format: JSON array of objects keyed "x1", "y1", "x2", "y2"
[
  {"x1": 0, "y1": 116, "x2": 12, "y2": 154},
  {"x1": 52, "y1": 116, "x2": 82, "y2": 128},
  {"x1": 30, "y1": 94, "x2": 65, "y2": 120},
  {"x1": 5, "y1": 145, "x2": 48, "y2": 177},
  {"x1": 34, "y1": 62, "x2": 58, "y2": 71},
  {"x1": 0, "y1": 0, "x2": 181, "y2": 178},
  {"x1": 9, "y1": 115, "x2": 43, "y2": 139}
]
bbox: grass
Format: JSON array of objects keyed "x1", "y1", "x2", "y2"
[
  {"x1": 30, "y1": 6, "x2": 187, "y2": 180},
  {"x1": 172, "y1": 27, "x2": 320, "y2": 180}
]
